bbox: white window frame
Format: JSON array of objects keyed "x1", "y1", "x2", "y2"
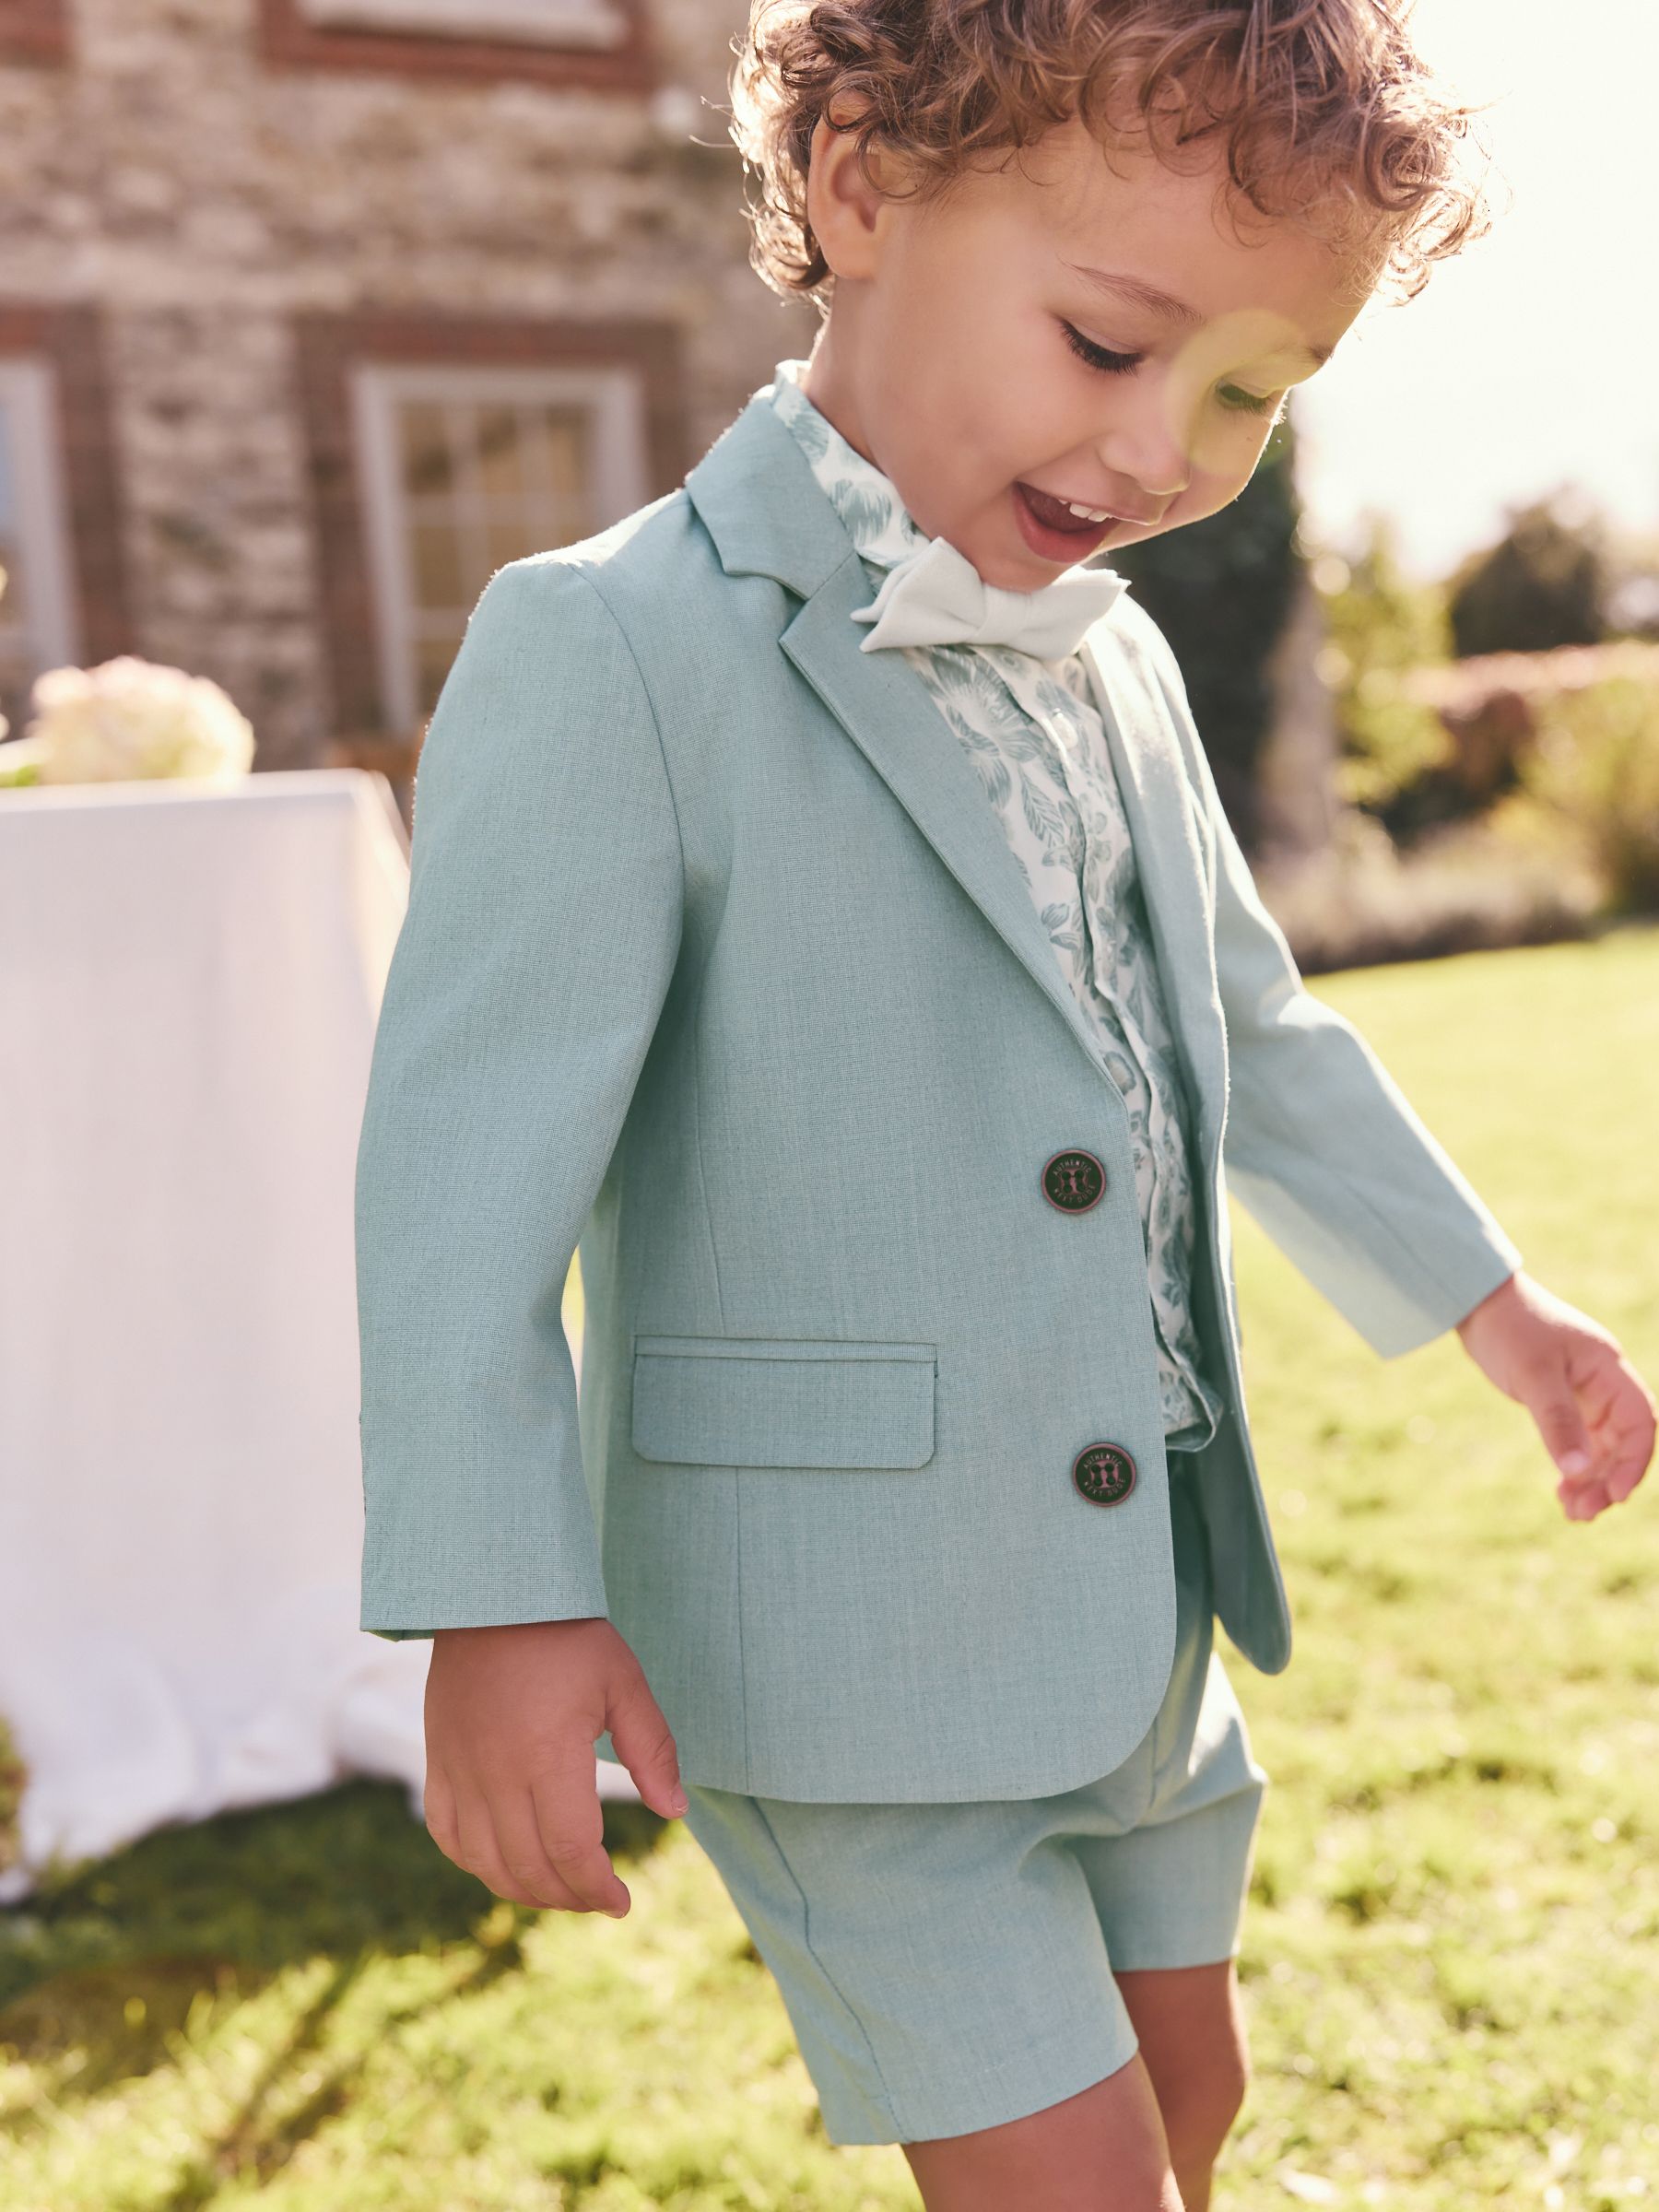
[
  {"x1": 350, "y1": 359, "x2": 651, "y2": 732},
  {"x1": 0, "y1": 358, "x2": 81, "y2": 705},
  {"x1": 298, "y1": 0, "x2": 627, "y2": 50}
]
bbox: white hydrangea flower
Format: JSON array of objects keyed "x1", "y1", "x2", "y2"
[{"x1": 27, "y1": 655, "x2": 255, "y2": 784}]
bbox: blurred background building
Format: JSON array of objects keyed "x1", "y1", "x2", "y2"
[{"x1": 0, "y1": 0, "x2": 815, "y2": 766}]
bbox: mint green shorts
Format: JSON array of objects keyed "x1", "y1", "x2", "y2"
[{"x1": 681, "y1": 1466, "x2": 1268, "y2": 2146}]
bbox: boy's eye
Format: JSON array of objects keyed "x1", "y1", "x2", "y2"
[
  {"x1": 1061, "y1": 319, "x2": 1286, "y2": 424},
  {"x1": 1218, "y1": 386, "x2": 1286, "y2": 419},
  {"x1": 1059, "y1": 320, "x2": 1141, "y2": 376}
]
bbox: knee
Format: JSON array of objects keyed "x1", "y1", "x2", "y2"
[{"x1": 1160, "y1": 2037, "x2": 1250, "y2": 2173}]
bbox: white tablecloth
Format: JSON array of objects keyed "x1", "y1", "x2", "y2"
[{"x1": 0, "y1": 769, "x2": 630, "y2": 1900}]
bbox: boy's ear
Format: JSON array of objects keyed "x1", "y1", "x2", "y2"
[{"x1": 805, "y1": 112, "x2": 904, "y2": 281}]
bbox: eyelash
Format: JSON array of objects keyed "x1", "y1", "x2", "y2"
[{"x1": 1058, "y1": 320, "x2": 1282, "y2": 419}]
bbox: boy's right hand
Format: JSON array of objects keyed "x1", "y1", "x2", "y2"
[{"x1": 422, "y1": 1617, "x2": 688, "y2": 1917}]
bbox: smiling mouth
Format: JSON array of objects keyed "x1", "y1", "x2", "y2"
[
  {"x1": 1018, "y1": 483, "x2": 1122, "y2": 531},
  {"x1": 1013, "y1": 480, "x2": 1130, "y2": 559}
]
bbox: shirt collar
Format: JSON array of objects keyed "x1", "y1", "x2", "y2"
[
  {"x1": 761, "y1": 356, "x2": 1132, "y2": 664},
  {"x1": 764, "y1": 358, "x2": 937, "y2": 574}
]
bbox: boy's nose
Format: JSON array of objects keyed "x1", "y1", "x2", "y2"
[{"x1": 1092, "y1": 419, "x2": 1191, "y2": 508}]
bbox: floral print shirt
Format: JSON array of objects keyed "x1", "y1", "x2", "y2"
[{"x1": 766, "y1": 357, "x2": 1224, "y2": 1450}]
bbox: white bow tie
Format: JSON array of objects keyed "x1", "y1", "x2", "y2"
[{"x1": 850, "y1": 531, "x2": 1131, "y2": 662}]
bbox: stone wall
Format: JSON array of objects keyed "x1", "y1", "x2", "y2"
[{"x1": 0, "y1": 0, "x2": 818, "y2": 764}]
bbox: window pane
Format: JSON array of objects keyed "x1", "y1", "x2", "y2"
[
  {"x1": 394, "y1": 391, "x2": 599, "y2": 612},
  {"x1": 475, "y1": 406, "x2": 528, "y2": 501},
  {"x1": 485, "y1": 516, "x2": 544, "y2": 571},
  {"x1": 400, "y1": 403, "x2": 454, "y2": 498},
  {"x1": 409, "y1": 518, "x2": 465, "y2": 612},
  {"x1": 362, "y1": 367, "x2": 641, "y2": 731},
  {"x1": 542, "y1": 407, "x2": 589, "y2": 506}
]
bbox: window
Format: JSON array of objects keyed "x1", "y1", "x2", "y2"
[
  {"x1": 297, "y1": 0, "x2": 626, "y2": 48},
  {"x1": 351, "y1": 361, "x2": 650, "y2": 727},
  {"x1": 294, "y1": 313, "x2": 684, "y2": 746},
  {"x1": 0, "y1": 359, "x2": 79, "y2": 741},
  {"x1": 259, "y1": 0, "x2": 648, "y2": 89}
]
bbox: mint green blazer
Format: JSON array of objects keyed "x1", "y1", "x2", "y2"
[{"x1": 355, "y1": 389, "x2": 1523, "y2": 1803}]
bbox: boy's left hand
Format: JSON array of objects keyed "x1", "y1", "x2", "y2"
[{"x1": 1455, "y1": 1270, "x2": 1657, "y2": 1520}]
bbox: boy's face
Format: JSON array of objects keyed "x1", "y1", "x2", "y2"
[{"x1": 803, "y1": 112, "x2": 1372, "y2": 590}]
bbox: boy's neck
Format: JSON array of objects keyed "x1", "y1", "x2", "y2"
[{"x1": 798, "y1": 321, "x2": 882, "y2": 475}]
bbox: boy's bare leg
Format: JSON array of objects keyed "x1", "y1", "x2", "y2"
[
  {"x1": 899, "y1": 1960, "x2": 1246, "y2": 2212},
  {"x1": 1114, "y1": 1961, "x2": 1251, "y2": 2212},
  {"x1": 900, "y1": 2051, "x2": 1183, "y2": 2212}
]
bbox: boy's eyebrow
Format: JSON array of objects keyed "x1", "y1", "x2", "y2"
[{"x1": 1062, "y1": 261, "x2": 1335, "y2": 367}]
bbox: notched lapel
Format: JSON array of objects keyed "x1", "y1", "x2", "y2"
[
  {"x1": 1077, "y1": 631, "x2": 1229, "y2": 1159},
  {"x1": 685, "y1": 392, "x2": 1229, "y2": 1124},
  {"x1": 782, "y1": 566, "x2": 1113, "y2": 1081}
]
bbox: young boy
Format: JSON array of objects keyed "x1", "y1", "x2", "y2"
[{"x1": 354, "y1": 2, "x2": 1656, "y2": 2203}]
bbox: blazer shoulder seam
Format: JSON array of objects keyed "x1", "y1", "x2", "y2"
[{"x1": 562, "y1": 560, "x2": 689, "y2": 895}]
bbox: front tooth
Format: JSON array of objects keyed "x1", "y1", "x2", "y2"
[{"x1": 1064, "y1": 500, "x2": 1111, "y2": 522}]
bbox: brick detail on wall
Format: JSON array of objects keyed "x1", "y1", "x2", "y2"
[
  {"x1": 256, "y1": 0, "x2": 653, "y2": 94},
  {"x1": 0, "y1": 0, "x2": 68, "y2": 66},
  {"x1": 291, "y1": 310, "x2": 688, "y2": 737},
  {"x1": 0, "y1": 302, "x2": 133, "y2": 665}
]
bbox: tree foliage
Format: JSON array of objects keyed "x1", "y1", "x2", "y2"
[
  {"x1": 1314, "y1": 510, "x2": 1455, "y2": 818},
  {"x1": 1447, "y1": 493, "x2": 1609, "y2": 658},
  {"x1": 1107, "y1": 408, "x2": 1302, "y2": 853}
]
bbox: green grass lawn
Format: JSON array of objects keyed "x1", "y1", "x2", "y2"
[{"x1": 3, "y1": 926, "x2": 1656, "y2": 2210}]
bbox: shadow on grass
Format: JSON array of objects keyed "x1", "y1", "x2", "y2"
[
  {"x1": 147, "y1": 1924, "x2": 544, "y2": 2206},
  {"x1": 0, "y1": 1778, "x2": 674, "y2": 2114}
]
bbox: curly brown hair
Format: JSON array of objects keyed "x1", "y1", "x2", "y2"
[{"x1": 727, "y1": 0, "x2": 1500, "y2": 312}]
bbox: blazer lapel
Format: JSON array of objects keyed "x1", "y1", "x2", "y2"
[
  {"x1": 685, "y1": 393, "x2": 1225, "y2": 1114},
  {"x1": 1077, "y1": 631, "x2": 1229, "y2": 1163},
  {"x1": 779, "y1": 565, "x2": 1112, "y2": 1078}
]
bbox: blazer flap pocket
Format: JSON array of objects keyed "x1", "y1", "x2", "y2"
[{"x1": 630, "y1": 1336, "x2": 937, "y2": 1469}]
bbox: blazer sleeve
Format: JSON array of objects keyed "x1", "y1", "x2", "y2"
[
  {"x1": 1136, "y1": 612, "x2": 1524, "y2": 1359},
  {"x1": 355, "y1": 556, "x2": 685, "y2": 1638}
]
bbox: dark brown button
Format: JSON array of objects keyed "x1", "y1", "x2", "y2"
[
  {"x1": 1041, "y1": 1148, "x2": 1106, "y2": 1214},
  {"x1": 1073, "y1": 1441, "x2": 1136, "y2": 1507}
]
